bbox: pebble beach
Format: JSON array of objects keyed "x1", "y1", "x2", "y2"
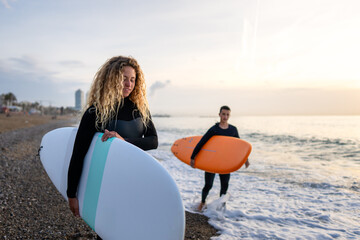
[{"x1": 0, "y1": 114, "x2": 218, "y2": 240}]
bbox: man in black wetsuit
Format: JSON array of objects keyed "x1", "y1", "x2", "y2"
[{"x1": 190, "y1": 105, "x2": 250, "y2": 211}]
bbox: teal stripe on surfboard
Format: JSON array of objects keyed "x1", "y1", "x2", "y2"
[{"x1": 82, "y1": 134, "x2": 114, "y2": 230}]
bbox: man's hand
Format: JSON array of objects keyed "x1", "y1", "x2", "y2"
[
  {"x1": 245, "y1": 159, "x2": 250, "y2": 168},
  {"x1": 190, "y1": 158, "x2": 195, "y2": 168}
]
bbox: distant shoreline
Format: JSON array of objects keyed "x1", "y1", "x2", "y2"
[{"x1": 152, "y1": 114, "x2": 171, "y2": 118}]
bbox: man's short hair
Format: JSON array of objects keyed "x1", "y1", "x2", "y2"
[{"x1": 219, "y1": 105, "x2": 231, "y2": 113}]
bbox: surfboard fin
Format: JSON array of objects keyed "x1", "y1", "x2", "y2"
[{"x1": 35, "y1": 146, "x2": 43, "y2": 161}]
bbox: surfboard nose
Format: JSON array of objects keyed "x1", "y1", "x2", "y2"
[{"x1": 171, "y1": 141, "x2": 179, "y2": 155}]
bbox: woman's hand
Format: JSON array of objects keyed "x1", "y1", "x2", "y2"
[
  {"x1": 68, "y1": 197, "x2": 80, "y2": 217},
  {"x1": 101, "y1": 129, "x2": 124, "y2": 142},
  {"x1": 190, "y1": 158, "x2": 195, "y2": 168}
]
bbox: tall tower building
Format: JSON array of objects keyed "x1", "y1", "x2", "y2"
[
  {"x1": 75, "y1": 89, "x2": 84, "y2": 111},
  {"x1": 85, "y1": 91, "x2": 89, "y2": 105}
]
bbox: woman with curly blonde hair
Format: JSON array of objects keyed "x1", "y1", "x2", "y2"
[{"x1": 67, "y1": 56, "x2": 158, "y2": 221}]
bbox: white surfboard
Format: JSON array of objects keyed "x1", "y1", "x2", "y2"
[{"x1": 39, "y1": 127, "x2": 185, "y2": 240}]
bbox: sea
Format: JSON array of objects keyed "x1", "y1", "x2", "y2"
[{"x1": 149, "y1": 115, "x2": 360, "y2": 240}]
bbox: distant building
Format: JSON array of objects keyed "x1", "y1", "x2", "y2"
[
  {"x1": 85, "y1": 91, "x2": 89, "y2": 105},
  {"x1": 75, "y1": 89, "x2": 84, "y2": 111}
]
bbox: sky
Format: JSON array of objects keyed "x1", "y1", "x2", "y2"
[{"x1": 1, "y1": 0, "x2": 360, "y2": 116}]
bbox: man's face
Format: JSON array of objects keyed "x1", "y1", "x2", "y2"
[{"x1": 219, "y1": 109, "x2": 230, "y2": 123}]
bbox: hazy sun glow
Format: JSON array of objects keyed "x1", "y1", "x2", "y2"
[{"x1": 0, "y1": 0, "x2": 359, "y2": 115}]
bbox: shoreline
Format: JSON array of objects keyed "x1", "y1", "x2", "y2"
[{"x1": 0, "y1": 114, "x2": 219, "y2": 239}]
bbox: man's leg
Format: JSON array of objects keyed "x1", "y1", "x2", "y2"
[{"x1": 219, "y1": 173, "x2": 230, "y2": 196}]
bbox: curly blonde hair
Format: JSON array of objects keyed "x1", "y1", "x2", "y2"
[{"x1": 86, "y1": 56, "x2": 150, "y2": 131}]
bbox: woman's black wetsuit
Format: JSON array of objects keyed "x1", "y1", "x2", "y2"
[
  {"x1": 67, "y1": 97, "x2": 158, "y2": 198},
  {"x1": 191, "y1": 123, "x2": 239, "y2": 203}
]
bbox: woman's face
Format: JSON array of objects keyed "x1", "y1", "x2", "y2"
[{"x1": 121, "y1": 66, "x2": 136, "y2": 97}]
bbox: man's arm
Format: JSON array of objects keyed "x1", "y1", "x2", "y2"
[{"x1": 190, "y1": 126, "x2": 215, "y2": 167}]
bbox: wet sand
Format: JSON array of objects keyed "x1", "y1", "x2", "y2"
[{"x1": 0, "y1": 114, "x2": 218, "y2": 239}]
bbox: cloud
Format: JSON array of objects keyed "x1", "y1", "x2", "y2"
[
  {"x1": 9, "y1": 56, "x2": 38, "y2": 69},
  {"x1": 0, "y1": 57, "x2": 86, "y2": 107},
  {"x1": 149, "y1": 80, "x2": 171, "y2": 96},
  {"x1": 0, "y1": 67, "x2": 61, "y2": 105},
  {"x1": 1, "y1": 0, "x2": 10, "y2": 8},
  {"x1": 1, "y1": 0, "x2": 15, "y2": 8},
  {"x1": 58, "y1": 60, "x2": 84, "y2": 68},
  {"x1": 3, "y1": 56, "x2": 57, "y2": 82}
]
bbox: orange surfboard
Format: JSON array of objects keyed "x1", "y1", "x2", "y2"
[{"x1": 171, "y1": 136, "x2": 252, "y2": 174}]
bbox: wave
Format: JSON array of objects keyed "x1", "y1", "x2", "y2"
[
  {"x1": 245, "y1": 132, "x2": 358, "y2": 146},
  {"x1": 244, "y1": 132, "x2": 360, "y2": 163},
  {"x1": 280, "y1": 179, "x2": 360, "y2": 193}
]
